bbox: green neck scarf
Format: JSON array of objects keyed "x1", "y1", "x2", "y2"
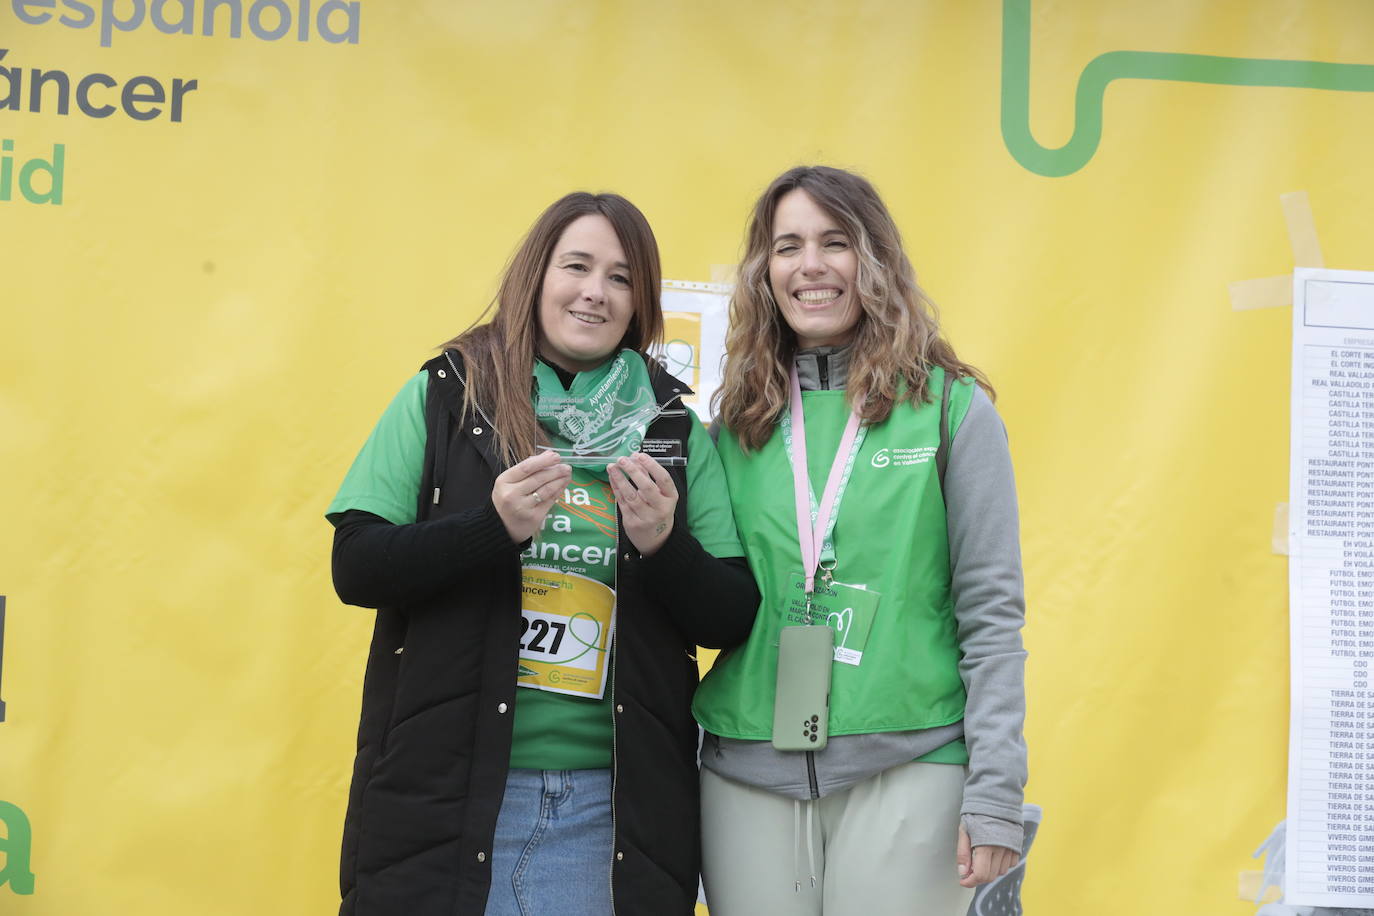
[{"x1": 533, "y1": 350, "x2": 659, "y2": 468}]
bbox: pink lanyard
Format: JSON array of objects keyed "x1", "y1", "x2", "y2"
[{"x1": 788, "y1": 365, "x2": 863, "y2": 595}]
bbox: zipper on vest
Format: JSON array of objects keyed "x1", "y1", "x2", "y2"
[
  {"x1": 806, "y1": 750, "x2": 819, "y2": 800},
  {"x1": 608, "y1": 519, "x2": 622, "y2": 913},
  {"x1": 817, "y1": 353, "x2": 830, "y2": 390}
]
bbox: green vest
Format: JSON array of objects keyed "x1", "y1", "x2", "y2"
[{"x1": 693, "y1": 370, "x2": 974, "y2": 738}]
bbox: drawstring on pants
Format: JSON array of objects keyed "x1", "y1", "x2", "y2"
[
  {"x1": 807, "y1": 801, "x2": 817, "y2": 888},
  {"x1": 792, "y1": 799, "x2": 818, "y2": 892},
  {"x1": 792, "y1": 800, "x2": 800, "y2": 892}
]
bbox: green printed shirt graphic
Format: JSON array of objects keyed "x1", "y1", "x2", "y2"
[
  {"x1": 328, "y1": 368, "x2": 743, "y2": 770},
  {"x1": 512, "y1": 468, "x2": 619, "y2": 768}
]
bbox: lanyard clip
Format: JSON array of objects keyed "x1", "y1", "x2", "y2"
[{"x1": 819, "y1": 561, "x2": 836, "y2": 590}]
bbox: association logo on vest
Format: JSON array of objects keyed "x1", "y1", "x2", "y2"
[{"x1": 870, "y1": 446, "x2": 936, "y2": 469}]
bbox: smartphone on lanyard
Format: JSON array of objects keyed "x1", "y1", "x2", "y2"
[{"x1": 772, "y1": 624, "x2": 834, "y2": 751}]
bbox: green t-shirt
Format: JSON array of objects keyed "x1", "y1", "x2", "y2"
[{"x1": 328, "y1": 369, "x2": 744, "y2": 769}]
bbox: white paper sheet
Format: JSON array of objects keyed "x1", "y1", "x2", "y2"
[
  {"x1": 653, "y1": 281, "x2": 731, "y2": 422},
  {"x1": 1287, "y1": 267, "x2": 1374, "y2": 906}
]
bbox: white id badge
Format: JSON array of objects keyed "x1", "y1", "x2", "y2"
[{"x1": 784, "y1": 574, "x2": 880, "y2": 666}]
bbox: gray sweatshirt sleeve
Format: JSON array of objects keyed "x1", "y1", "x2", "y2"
[{"x1": 945, "y1": 386, "x2": 1029, "y2": 827}]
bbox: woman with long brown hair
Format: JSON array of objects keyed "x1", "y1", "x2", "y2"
[
  {"x1": 326, "y1": 192, "x2": 758, "y2": 915},
  {"x1": 693, "y1": 166, "x2": 1027, "y2": 914}
]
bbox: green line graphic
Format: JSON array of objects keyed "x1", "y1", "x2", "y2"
[{"x1": 1001, "y1": 0, "x2": 1374, "y2": 177}]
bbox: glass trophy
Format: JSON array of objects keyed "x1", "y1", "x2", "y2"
[{"x1": 538, "y1": 396, "x2": 688, "y2": 467}]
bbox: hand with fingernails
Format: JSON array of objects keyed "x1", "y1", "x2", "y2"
[
  {"x1": 492, "y1": 450, "x2": 572, "y2": 543},
  {"x1": 955, "y1": 824, "x2": 1019, "y2": 888},
  {"x1": 607, "y1": 453, "x2": 678, "y2": 557}
]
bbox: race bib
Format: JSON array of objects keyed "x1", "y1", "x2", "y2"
[
  {"x1": 784, "y1": 573, "x2": 881, "y2": 667},
  {"x1": 518, "y1": 567, "x2": 615, "y2": 698}
]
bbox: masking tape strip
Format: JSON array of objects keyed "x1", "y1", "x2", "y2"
[
  {"x1": 1230, "y1": 191, "x2": 1323, "y2": 310},
  {"x1": 1281, "y1": 191, "x2": 1325, "y2": 269},
  {"x1": 1273, "y1": 502, "x2": 1290, "y2": 555},
  {"x1": 1230, "y1": 275, "x2": 1291, "y2": 311},
  {"x1": 1238, "y1": 870, "x2": 1282, "y2": 903}
]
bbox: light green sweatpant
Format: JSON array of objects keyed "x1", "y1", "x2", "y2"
[{"x1": 701, "y1": 761, "x2": 975, "y2": 916}]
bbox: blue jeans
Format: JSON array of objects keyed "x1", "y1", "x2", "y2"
[{"x1": 485, "y1": 768, "x2": 614, "y2": 916}]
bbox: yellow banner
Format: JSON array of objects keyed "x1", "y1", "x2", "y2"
[{"x1": 2, "y1": 1, "x2": 1373, "y2": 913}]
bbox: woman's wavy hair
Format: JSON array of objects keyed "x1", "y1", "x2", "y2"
[
  {"x1": 713, "y1": 166, "x2": 993, "y2": 451},
  {"x1": 442, "y1": 192, "x2": 664, "y2": 466}
]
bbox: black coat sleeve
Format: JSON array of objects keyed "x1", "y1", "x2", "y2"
[
  {"x1": 329, "y1": 507, "x2": 525, "y2": 609},
  {"x1": 636, "y1": 524, "x2": 759, "y2": 650}
]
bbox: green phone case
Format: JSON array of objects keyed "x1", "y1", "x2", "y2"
[{"x1": 772, "y1": 625, "x2": 834, "y2": 751}]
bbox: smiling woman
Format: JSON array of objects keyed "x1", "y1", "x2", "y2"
[
  {"x1": 446, "y1": 194, "x2": 664, "y2": 468},
  {"x1": 767, "y1": 189, "x2": 862, "y2": 349},
  {"x1": 537, "y1": 215, "x2": 635, "y2": 373},
  {"x1": 696, "y1": 166, "x2": 1027, "y2": 916},
  {"x1": 324, "y1": 192, "x2": 759, "y2": 915}
]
